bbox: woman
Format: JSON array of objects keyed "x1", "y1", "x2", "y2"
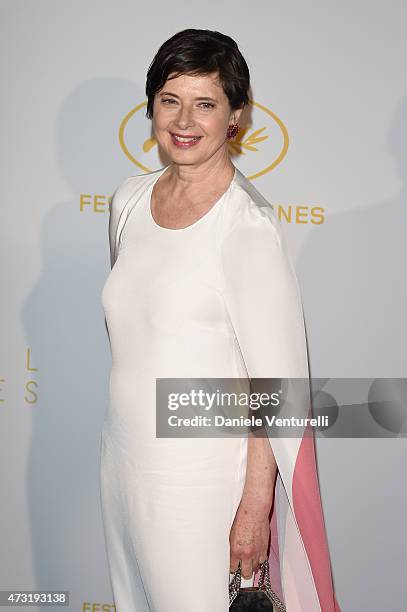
[{"x1": 100, "y1": 28, "x2": 341, "y2": 611}]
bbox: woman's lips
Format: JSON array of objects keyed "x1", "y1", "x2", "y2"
[{"x1": 170, "y1": 133, "x2": 202, "y2": 148}]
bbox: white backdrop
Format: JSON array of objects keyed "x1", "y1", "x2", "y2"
[{"x1": 1, "y1": 1, "x2": 406, "y2": 610}]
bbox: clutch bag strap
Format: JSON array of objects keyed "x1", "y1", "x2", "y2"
[{"x1": 229, "y1": 558, "x2": 286, "y2": 611}]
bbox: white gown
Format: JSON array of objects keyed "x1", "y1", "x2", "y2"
[{"x1": 100, "y1": 164, "x2": 341, "y2": 612}]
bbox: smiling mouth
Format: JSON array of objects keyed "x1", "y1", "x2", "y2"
[{"x1": 170, "y1": 133, "x2": 202, "y2": 142}]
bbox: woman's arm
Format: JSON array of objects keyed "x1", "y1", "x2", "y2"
[
  {"x1": 229, "y1": 432, "x2": 277, "y2": 578},
  {"x1": 241, "y1": 431, "x2": 277, "y2": 514},
  {"x1": 221, "y1": 203, "x2": 309, "y2": 580}
]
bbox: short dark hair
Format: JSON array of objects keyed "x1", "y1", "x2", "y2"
[{"x1": 145, "y1": 28, "x2": 251, "y2": 119}]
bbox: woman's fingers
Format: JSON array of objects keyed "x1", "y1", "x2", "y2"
[
  {"x1": 241, "y1": 560, "x2": 253, "y2": 579},
  {"x1": 230, "y1": 554, "x2": 268, "y2": 578},
  {"x1": 232, "y1": 554, "x2": 253, "y2": 579},
  {"x1": 229, "y1": 555, "x2": 240, "y2": 574},
  {"x1": 230, "y1": 553, "x2": 253, "y2": 579},
  {"x1": 230, "y1": 549, "x2": 269, "y2": 576}
]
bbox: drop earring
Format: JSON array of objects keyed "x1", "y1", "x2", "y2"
[{"x1": 227, "y1": 121, "x2": 239, "y2": 139}]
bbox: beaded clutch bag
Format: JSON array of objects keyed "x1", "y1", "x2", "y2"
[{"x1": 229, "y1": 558, "x2": 286, "y2": 611}]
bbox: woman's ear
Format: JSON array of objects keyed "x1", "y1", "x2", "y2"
[{"x1": 230, "y1": 107, "x2": 244, "y2": 124}]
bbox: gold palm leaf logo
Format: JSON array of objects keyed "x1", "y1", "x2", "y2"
[
  {"x1": 227, "y1": 127, "x2": 268, "y2": 155},
  {"x1": 119, "y1": 100, "x2": 288, "y2": 180}
]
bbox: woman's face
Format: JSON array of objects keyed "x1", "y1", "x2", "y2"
[{"x1": 152, "y1": 71, "x2": 242, "y2": 166}]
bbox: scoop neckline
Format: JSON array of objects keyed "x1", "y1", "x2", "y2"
[{"x1": 147, "y1": 164, "x2": 237, "y2": 232}]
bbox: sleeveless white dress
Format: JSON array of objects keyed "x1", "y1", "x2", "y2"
[{"x1": 100, "y1": 164, "x2": 341, "y2": 612}]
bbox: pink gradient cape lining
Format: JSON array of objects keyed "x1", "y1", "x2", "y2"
[{"x1": 253, "y1": 410, "x2": 341, "y2": 612}]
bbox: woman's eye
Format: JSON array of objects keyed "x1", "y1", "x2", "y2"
[{"x1": 161, "y1": 99, "x2": 214, "y2": 109}]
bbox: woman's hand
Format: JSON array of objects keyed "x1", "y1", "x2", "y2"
[
  {"x1": 229, "y1": 433, "x2": 278, "y2": 579},
  {"x1": 229, "y1": 495, "x2": 271, "y2": 579}
]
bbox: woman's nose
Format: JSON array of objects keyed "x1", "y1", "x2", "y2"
[{"x1": 174, "y1": 106, "x2": 194, "y2": 129}]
